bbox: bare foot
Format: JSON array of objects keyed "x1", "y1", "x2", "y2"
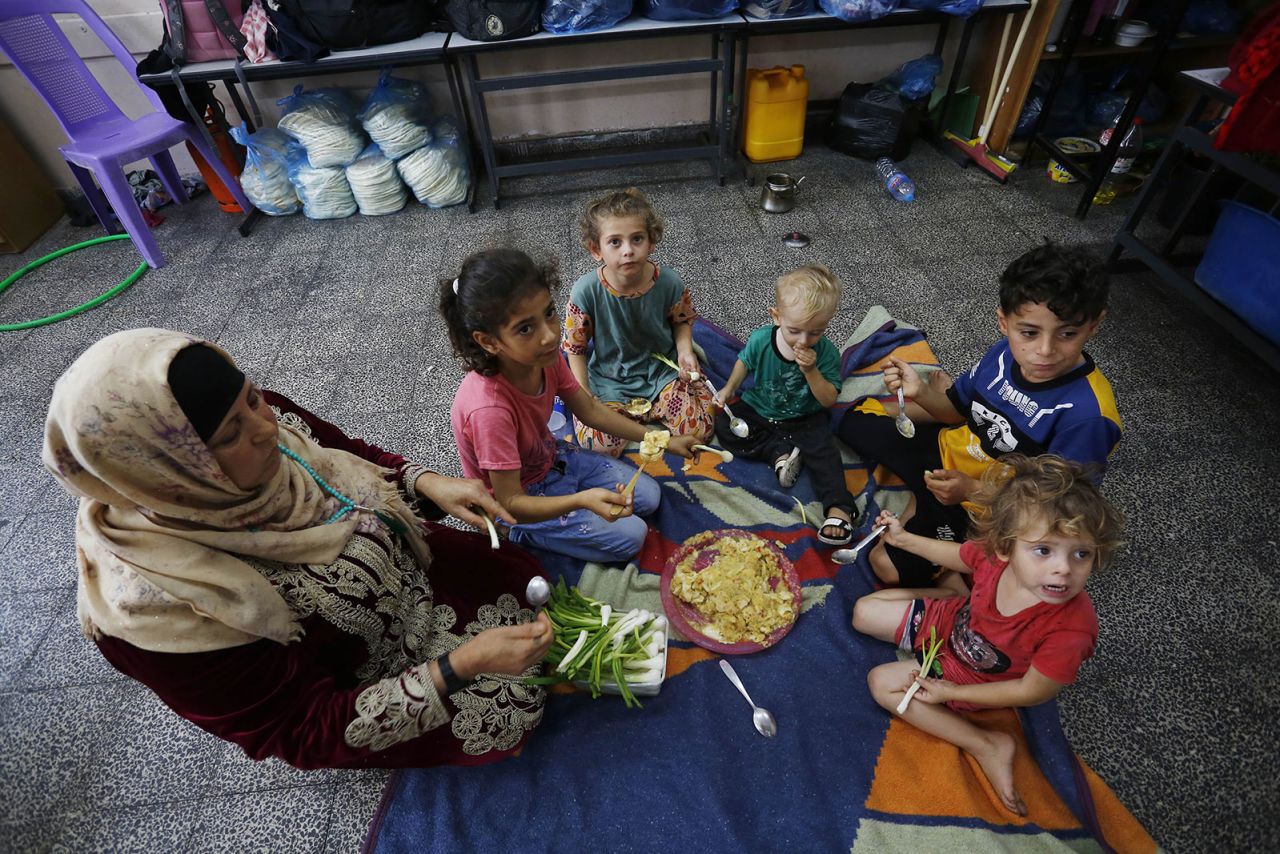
[{"x1": 971, "y1": 730, "x2": 1026, "y2": 816}]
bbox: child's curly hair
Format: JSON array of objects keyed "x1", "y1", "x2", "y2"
[
  {"x1": 999, "y1": 241, "x2": 1109, "y2": 325},
  {"x1": 578, "y1": 187, "x2": 665, "y2": 251},
  {"x1": 967, "y1": 454, "x2": 1125, "y2": 570},
  {"x1": 776, "y1": 264, "x2": 841, "y2": 319},
  {"x1": 438, "y1": 248, "x2": 560, "y2": 376}
]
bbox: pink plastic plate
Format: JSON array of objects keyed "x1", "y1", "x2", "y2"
[{"x1": 660, "y1": 529, "x2": 802, "y2": 655}]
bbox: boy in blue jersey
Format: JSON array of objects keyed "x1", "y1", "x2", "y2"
[{"x1": 836, "y1": 242, "x2": 1121, "y2": 588}]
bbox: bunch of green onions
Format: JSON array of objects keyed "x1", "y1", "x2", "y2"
[
  {"x1": 526, "y1": 579, "x2": 667, "y2": 709},
  {"x1": 896, "y1": 625, "x2": 945, "y2": 715}
]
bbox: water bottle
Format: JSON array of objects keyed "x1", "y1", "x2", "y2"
[
  {"x1": 875, "y1": 157, "x2": 915, "y2": 202},
  {"x1": 547, "y1": 396, "x2": 568, "y2": 435}
]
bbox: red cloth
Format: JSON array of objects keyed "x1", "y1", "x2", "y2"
[
  {"x1": 1217, "y1": 4, "x2": 1280, "y2": 155},
  {"x1": 917, "y1": 541, "x2": 1098, "y2": 712},
  {"x1": 450, "y1": 357, "x2": 580, "y2": 490},
  {"x1": 94, "y1": 391, "x2": 545, "y2": 769}
]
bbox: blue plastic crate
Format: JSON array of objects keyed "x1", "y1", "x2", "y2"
[{"x1": 1194, "y1": 200, "x2": 1280, "y2": 346}]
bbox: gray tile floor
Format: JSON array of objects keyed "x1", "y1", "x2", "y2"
[{"x1": 1, "y1": 144, "x2": 1277, "y2": 852}]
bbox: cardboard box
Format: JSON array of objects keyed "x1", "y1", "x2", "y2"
[{"x1": 0, "y1": 118, "x2": 63, "y2": 254}]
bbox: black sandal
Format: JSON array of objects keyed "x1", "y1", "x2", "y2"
[{"x1": 817, "y1": 515, "x2": 853, "y2": 546}]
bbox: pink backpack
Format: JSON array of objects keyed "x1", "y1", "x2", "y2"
[{"x1": 160, "y1": 0, "x2": 246, "y2": 64}]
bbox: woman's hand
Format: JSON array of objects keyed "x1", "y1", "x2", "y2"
[
  {"x1": 923, "y1": 469, "x2": 977, "y2": 506},
  {"x1": 883, "y1": 356, "x2": 924, "y2": 399},
  {"x1": 900, "y1": 669, "x2": 956, "y2": 705},
  {"x1": 579, "y1": 486, "x2": 632, "y2": 520},
  {"x1": 415, "y1": 472, "x2": 515, "y2": 528},
  {"x1": 874, "y1": 510, "x2": 907, "y2": 547},
  {"x1": 451, "y1": 612, "x2": 554, "y2": 678}
]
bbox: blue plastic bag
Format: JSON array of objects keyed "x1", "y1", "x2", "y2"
[
  {"x1": 743, "y1": 0, "x2": 816, "y2": 19},
  {"x1": 639, "y1": 0, "x2": 738, "y2": 22},
  {"x1": 884, "y1": 54, "x2": 943, "y2": 100},
  {"x1": 285, "y1": 139, "x2": 357, "y2": 220},
  {"x1": 228, "y1": 124, "x2": 299, "y2": 216},
  {"x1": 816, "y1": 0, "x2": 899, "y2": 23},
  {"x1": 276, "y1": 85, "x2": 366, "y2": 168},
  {"x1": 543, "y1": 0, "x2": 632, "y2": 33},
  {"x1": 357, "y1": 70, "x2": 434, "y2": 160},
  {"x1": 396, "y1": 118, "x2": 470, "y2": 209},
  {"x1": 901, "y1": 0, "x2": 983, "y2": 16}
]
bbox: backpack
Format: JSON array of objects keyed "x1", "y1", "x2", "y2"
[
  {"x1": 160, "y1": 0, "x2": 247, "y2": 64},
  {"x1": 272, "y1": 0, "x2": 433, "y2": 50},
  {"x1": 445, "y1": 0, "x2": 540, "y2": 41}
]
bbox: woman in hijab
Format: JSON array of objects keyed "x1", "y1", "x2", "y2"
[{"x1": 43, "y1": 328, "x2": 553, "y2": 768}]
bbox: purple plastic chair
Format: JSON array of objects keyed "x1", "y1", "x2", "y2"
[{"x1": 0, "y1": 0, "x2": 252, "y2": 268}]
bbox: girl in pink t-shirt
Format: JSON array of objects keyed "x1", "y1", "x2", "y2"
[
  {"x1": 441, "y1": 248, "x2": 695, "y2": 563},
  {"x1": 850, "y1": 455, "x2": 1124, "y2": 817}
]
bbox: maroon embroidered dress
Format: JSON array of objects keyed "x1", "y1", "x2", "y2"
[{"x1": 94, "y1": 392, "x2": 546, "y2": 769}]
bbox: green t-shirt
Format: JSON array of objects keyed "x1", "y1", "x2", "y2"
[
  {"x1": 566, "y1": 266, "x2": 686, "y2": 403},
  {"x1": 739, "y1": 325, "x2": 842, "y2": 420}
]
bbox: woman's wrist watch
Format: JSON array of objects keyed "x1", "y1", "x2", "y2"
[{"x1": 437, "y1": 652, "x2": 469, "y2": 696}]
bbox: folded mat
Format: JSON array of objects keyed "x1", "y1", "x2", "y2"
[{"x1": 366, "y1": 312, "x2": 1156, "y2": 853}]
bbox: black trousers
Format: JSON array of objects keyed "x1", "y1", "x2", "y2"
[
  {"x1": 836, "y1": 410, "x2": 971, "y2": 586},
  {"x1": 714, "y1": 400, "x2": 856, "y2": 517}
]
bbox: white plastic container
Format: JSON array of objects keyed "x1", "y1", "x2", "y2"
[
  {"x1": 1114, "y1": 20, "x2": 1153, "y2": 47},
  {"x1": 573, "y1": 630, "x2": 668, "y2": 697}
]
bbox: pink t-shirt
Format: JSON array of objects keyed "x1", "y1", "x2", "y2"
[{"x1": 450, "y1": 359, "x2": 580, "y2": 491}]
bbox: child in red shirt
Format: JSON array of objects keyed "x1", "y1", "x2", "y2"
[{"x1": 851, "y1": 454, "x2": 1124, "y2": 816}]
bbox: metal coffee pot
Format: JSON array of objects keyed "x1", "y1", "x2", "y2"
[{"x1": 760, "y1": 173, "x2": 805, "y2": 214}]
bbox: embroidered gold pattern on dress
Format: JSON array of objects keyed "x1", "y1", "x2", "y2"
[{"x1": 344, "y1": 661, "x2": 450, "y2": 752}]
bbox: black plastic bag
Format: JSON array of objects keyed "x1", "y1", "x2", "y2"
[{"x1": 828, "y1": 83, "x2": 927, "y2": 160}]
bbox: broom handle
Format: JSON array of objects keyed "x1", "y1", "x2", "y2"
[
  {"x1": 979, "y1": 15, "x2": 1015, "y2": 139},
  {"x1": 980, "y1": 0, "x2": 1039, "y2": 146}
]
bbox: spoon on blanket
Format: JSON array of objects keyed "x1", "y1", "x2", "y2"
[
  {"x1": 692, "y1": 444, "x2": 734, "y2": 462},
  {"x1": 895, "y1": 387, "x2": 916, "y2": 439},
  {"x1": 703, "y1": 377, "x2": 749, "y2": 439},
  {"x1": 720, "y1": 660, "x2": 777, "y2": 738},
  {"x1": 831, "y1": 525, "x2": 887, "y2": 565}
]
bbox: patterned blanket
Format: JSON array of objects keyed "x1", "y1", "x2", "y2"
[{"x1": 366, "y1": 312, "x2": 1158, "y2": 853}]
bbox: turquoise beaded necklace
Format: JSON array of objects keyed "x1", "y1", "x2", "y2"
[{"x1": 277, "y1": 443, "x2": 408, "y2": 535}]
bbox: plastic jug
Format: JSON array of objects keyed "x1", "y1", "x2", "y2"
[{"x1": 743, "y1": 65, "x2": 808, "y2": 163}]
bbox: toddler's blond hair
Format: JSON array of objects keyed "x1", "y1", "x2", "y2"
[{"x1": 776, "y1": 264, "x2": 841, "y2": 319}]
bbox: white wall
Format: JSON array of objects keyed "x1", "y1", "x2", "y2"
[{"x1": 0, "y1": 0, "x2": 980, "y2": 190}]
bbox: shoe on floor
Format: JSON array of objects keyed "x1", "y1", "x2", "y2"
[{"x1": 774, "y1": 447, "x2": 802, "y2": 488}]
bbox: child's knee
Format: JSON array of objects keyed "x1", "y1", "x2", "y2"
[
  {"x1": 631, "y1": 474, "x2": 661, "y2": 516},
  {"x1": 851, "y1": 595, "x2": 876, "y2": 633},
  {"x1": 869, "y1": 543, "x2": 900, "y2": 584},
  {"x1": 599, "y1": 516, "x2": 649, "y2": 561},
  {"x1": 866, "y1": 663, "x2": 899, "y2": 707}
]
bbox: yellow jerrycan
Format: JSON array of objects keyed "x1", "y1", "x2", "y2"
[{"x1": 743, "y1": 65, "x2": 809, "y2": 163}]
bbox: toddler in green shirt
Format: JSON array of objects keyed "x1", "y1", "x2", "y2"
[{"x1": 714, "y1": 265, "x2": 857, "y2": 546}]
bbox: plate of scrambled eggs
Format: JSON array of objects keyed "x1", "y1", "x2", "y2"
[{"x1": 660, "y1": 530, "x2": 801, "y2": 654}]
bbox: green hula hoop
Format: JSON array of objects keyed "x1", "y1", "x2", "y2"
[{"x1": 0, "y1": 234, "x2": 147, "y2": 332}]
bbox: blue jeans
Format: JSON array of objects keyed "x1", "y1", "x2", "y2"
[{"x1": 507, "y1": 443, "x2": 661, "y2": 564}]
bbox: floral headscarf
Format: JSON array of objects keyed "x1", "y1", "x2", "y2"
[{"x1": 43, "y1": 328, "x2": 431, "y2": 653}]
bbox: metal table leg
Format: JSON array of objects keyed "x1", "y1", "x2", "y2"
[{"x1": 462, "y1": 53, "x2": 503, "y2": 209}]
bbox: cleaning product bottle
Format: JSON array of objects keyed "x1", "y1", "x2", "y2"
[{"x1": 875, "y1": 157, "x2": 915, "y2": 202}]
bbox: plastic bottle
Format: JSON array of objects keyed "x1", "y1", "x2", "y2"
[
  {"x1": 875, "y1": 157, "x2": 915, "y2": 202},
  {"x1": 1093, "y1": 116, "x2": 1144, "y2": 205}
]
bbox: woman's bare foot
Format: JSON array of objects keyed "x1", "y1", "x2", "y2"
[{"x1": 970, "y1": 730, "x2": 1026, "y2": 816}]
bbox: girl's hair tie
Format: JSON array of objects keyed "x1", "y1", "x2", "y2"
[{"x1": 452, "y1": 278, "x2": 460, "y2": 295}]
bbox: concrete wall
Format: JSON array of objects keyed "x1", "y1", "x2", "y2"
[{"x1": 0, "y1": 0, "x2": 979, "y2": 190}]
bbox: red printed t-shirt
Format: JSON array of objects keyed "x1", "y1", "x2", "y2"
[
  {"x1": 918, "y1": 541, "x2": 1098, "y2": 711},
  {"x1": 450, "y1": 359, "x2": 580, "y2": 491}
]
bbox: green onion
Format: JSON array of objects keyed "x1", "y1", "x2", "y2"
[{"x1": 896, "y1": 625, "x2": 945, "y2": 715}]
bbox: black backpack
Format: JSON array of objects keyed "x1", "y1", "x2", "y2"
[
  {"x1": 445, "y1": 0, "x2": 540, "y2": 41},
  {"x1": 274, "y1": 0, "x2": 433, "y2": 50}
]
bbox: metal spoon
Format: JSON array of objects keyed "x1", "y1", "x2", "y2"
[
  {"x1": 895, "y1": 387, "x2": 916, "y2": 439},
  {"x1": 831, "y1": 524, "x2": 887, "y2": 565},
  {"x1": 702, "y1": 376, "x2": 749, "y2": 438},
  {"x1": 719, "y1": 660, "x2": 777, "y2": 738},
  {"x1": 525, "y1": 576, "x2": 551, "y2": 611}
]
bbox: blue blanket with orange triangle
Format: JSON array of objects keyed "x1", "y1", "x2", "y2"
[{"x1": 367, "y1": 312, "x2": 1155, "y2": 854}]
